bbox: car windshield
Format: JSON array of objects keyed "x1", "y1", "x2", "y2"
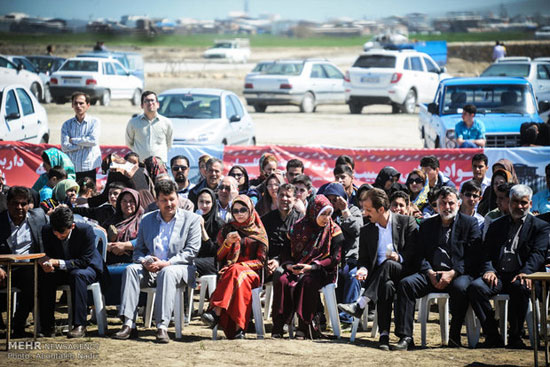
[
  {"x1": 353, "y1": 55, "x2": 396, "y2": 68},
  {"x1": 265, "y1": 63, "x2": 304, "y2": 76},
  {"x1": 481, "y1": 64, "x2": 530, "y2": 77},
  {"x1": 213, "y1": 42, "x2": 233, "y2": 49},
  {"x1": 252, "y1": 62, "x2": 273, "y2": 73},
  {"x1": 60, "y1": 60, "x2": 99, "y2": 72},
  {"x1": 158, "y1": 94, "x2": 221, "y2": 119},
  {"x1": 442, "y1": 84, "x2": 537, "y2": 115}
]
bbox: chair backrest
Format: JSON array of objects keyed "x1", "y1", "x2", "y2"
[{"x1": 93, "y1": 227, "x2": 108, "y2": 262}]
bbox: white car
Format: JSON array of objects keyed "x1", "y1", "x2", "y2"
[
  {"x1": 244, "y1": 61, "x2": 274, "y2": 84},
  {"x1": 203, "y1": 39, "x2": 251, "y2": 63},
  {"x1": 0, "y1": 84, "x2": 49, "y2": 143},
  {"x1": 243, "y1": 59, "x2": 346, "y2": 113},
  {"x1": 158, "y1": 88, "x2": 256, "y2": 145},
  {"x1": 0, "y1": 55, "x2": 44, "y2": 102},
  {"x1": 49, "y1": 57, "x2": 144, "y2": 106},
  {"x1": 345, "y1": 49, "x2": 451, "y2": 114},
  {"x1": 535, "y1": 26, "x2": 550, "y2": 40}
]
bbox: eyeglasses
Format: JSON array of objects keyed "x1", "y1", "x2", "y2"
[
  {"x1": 218, "y1": 185, "x2": 232, "y2": 192},
  {"x1": 172, "y1": 165, "x2": 188, "y2": 172},
  {"x1": 230, "y1": 172, "x2": 244, "y2": 179},
  {"x1": 407, "y1": 178, "x2": 424, "y2": 185},
  {"x1": 143, "y1": 99, "x2": 157, "y2": 104},
  {"x1": 232, "y1": 207, "x2": 249, "y2": 215},
  {"x1": 464, "y1": 192, "x2": 480, "y2": 199}
]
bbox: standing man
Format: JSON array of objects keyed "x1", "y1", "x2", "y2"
[
  {"x1": 126, "y1": 91, "x2": 173, "y2": 163},
  {"x1": 339, "y1": 188, "x2": 418, "y2": 350},
  {"x1": 113, "y1": 180, "x2": 201, "y2": 343},
  {"x1": 61, "y1": 92, "x2": 102, "y2": 183},
  {"x1": 0, "y1": 187, "x2": 48, "y2": 338},
  {"x1": 170, "y1": 155, "x2": 194, "y2": 200},
  {"x1": 455, "y1": 104, "x2": 486, "y2": 148}
]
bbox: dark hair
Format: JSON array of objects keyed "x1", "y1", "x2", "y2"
[
  {"x1": 366, "y1": 187, "x2": 390, "y2": 210},
  {"x1": 435, "y1": 186, "x2": 458, "y2": 201},
  {"x1": 50, "y1": 206, "x2": 74, "y2": 232},
  {"x1": 286, "y1": 158, "x2": 304, "y2": 172},
  {"x1": 77, "y1": 176, "x2": 96, "y2": 193},
  {"x1": 124, "y1": 151, "x2": 140, "y2": 163},
  {"x1": 108, "y1": 181, "x2": 127, "y2": 191},
  {"x1": 390, "y1": 190, "x2": 410, "y2": 206},
  {"x1": 206, "y1": 157, "x2": 223, "y2": 171},
  {"x1": 460, "y1": 179, "x2": 482, "y2": 194},
  {"x1": 71, "y1": 92, "x2": 90, "y2": 104},
  {"x1": 292, "y1": 174, "x2": 312, "y2": 190},
  {"x1": 496, "y1": 182, "x2": 514, "y2": 196},
  {"x1": 420, "y1": 155, "x2": 440, "y2": 169},
  {"x1": 155, "y1": 179, "x2": 177, "y2": 197},
  {"x1": 170, "y1": 155, "x2": 190, "y2": 168},
  {"x1": 41, "y1": 151, "x2": 51, "y2": 167},
  {"x1": 463, "y1": 104, "x2": 476, "y2": 115},
  {"x1": 333, "y1": 164, "x2": 353, "y2": 177},
  {"x1": 335, "y1": 155, "x2": 355, "y2": 170},
  {"x1": 471, "y1": 153, "x2": 488, "y2": 166},
  {"x1": 228, "y1": 165, "x2": 249, "y2": 192},
  {"x1": 7, "y1": 186, "x2": 31, "y2": 203},
  {"x1": 278, "y1": 183, "x2": 295, "y2": 195},
  {"x1": 141, "y1": 90, "x2": 157, "y2": 104},
  {"x1": 48, "y1": 166, "x2": 67, "y2": 180}
]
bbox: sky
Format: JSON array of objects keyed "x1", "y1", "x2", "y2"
[{"x1": 0, "y1": 0, "x2": 527, "y2": 21}]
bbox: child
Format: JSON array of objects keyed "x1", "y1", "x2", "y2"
[{"x1": 39, "y1": 166, "x2": 67, "y2": 201}]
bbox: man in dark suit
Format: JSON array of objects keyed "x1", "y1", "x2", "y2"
[
  {"x1": 38, "y1": 205, "x2": 105, "y2": 338},
  {"x1": 338, "y1": 188, "x2": 418, "y2": 350},
  {"x1": 393, "y1": 186, "x2": 481, "y2": 350},
  {"x1": 469, "y1": 184, "x2": 550, "y2": 349},
  {"x1": 0, "y1": 186, "x2": 48, "y2": 337}
]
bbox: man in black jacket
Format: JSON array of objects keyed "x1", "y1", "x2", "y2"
[
  {"x1": 393, "y1": 186, "x2": 481, "y2": 350},
  {"x1": 38, "y1": 206, "x2": 106, "y2": 338},
  {"x1": 338, "y1": 188, "x2": 418, "y2": 350},
  {"x1": 468, "y1": 184, "x2": 550, "y2": 349},
  {"x1": 0, "y1": 186, "x2": 48, "y2": 337}
]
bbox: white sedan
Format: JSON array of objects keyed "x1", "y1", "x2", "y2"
[
  {"x1": 0, "y1": 84, "x2": 49, "y2": 143},
  {"x1": 0, "y1": 55, "x2": 44, "y2": 102},
  {"x1": 158, "y1": 88, "x2": 256, "y2": 145}
]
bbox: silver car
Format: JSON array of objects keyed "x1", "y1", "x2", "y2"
[{"x1": 158, "y1": 88, "x2": 256, "y2": 145}]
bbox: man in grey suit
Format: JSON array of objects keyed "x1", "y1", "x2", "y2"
[{"x1": 113, "y1": 180, "x2": 201, "y2": 343}]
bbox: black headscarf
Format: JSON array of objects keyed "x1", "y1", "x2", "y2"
[
  {"x1": 198, "y1": 187, "x2": 225, "y2": 240},
  {"x1": 228, "y1": 165, "x2": 250, "y2": 195},
  {"x1": 373, "y1": 166, "x2": 401, "y2": 192}
]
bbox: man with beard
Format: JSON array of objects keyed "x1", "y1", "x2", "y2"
[
  {"x1": 170, "y1": 155, "x2": 194, "y2": 200},
  {"x1": 393, "y1": 186, "x2": 481, "y2": 350},
  {"x1": 188, "y1": 158, "x2": 223, "y2": 208},
  {"x1": 468, "y1": 184, "x2": 550, "y2": 349}
]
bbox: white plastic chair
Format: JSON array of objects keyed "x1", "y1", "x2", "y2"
[
  {"x1": 142, "y1": 282, "x2": 194, "y2": 329},
  {"x1": 196, "y1": 274, "x2": 217, "y2": 316},
  {"x1": 350, "y1": 302, "x2": 378, "y2": 342},
  {"x1": 418, "y1": 293, "x2": 450, "y2": 347},
  {"x1": 263, "y1": 281, "x2": 273, "y2": 320}
]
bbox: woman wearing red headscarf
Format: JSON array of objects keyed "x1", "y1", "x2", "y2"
[
  {"x1": 201, "y1": 195, "x2": 268, "y2": 339},
  {"x1": 271, "y1": 195, "x2": 344, "y2": 339}
]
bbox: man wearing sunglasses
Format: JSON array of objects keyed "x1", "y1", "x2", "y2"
[
  {"x1": 170, "y1": 155, "x2": 194, "y2": 200},
  {"x1": 459, "y1": 180, "x2": 484, "y2": 229}
]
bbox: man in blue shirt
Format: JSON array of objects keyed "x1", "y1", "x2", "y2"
[
  {"x1": 455, "y1": 104, "x2": 486, "y2": 148},
  {"x1": 533, "y1": 163, "x2": 550, "y2": 215}
]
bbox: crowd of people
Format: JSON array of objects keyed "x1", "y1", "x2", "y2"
[{"x1": 0, "y1": 90, "x2": 549, "y2": 353}]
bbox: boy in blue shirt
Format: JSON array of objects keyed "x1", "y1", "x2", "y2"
[{"x1": 455, "y1": 104, "x2": 486, "y2": 148}]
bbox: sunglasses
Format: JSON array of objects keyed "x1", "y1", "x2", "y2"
[
  {"x1": 232, "y1": 207, "x2": 249, "y2": 215},
  {"x1": 172, "y1": 165, "x2": 188, "y2": 171},
  {"x1": 407, "y1": 178, "x2": 424, "y2": 185},
  {"x1": 230, "y1": 172, "x2": 244, "y2": 179},
  {"x1": 219, "y1": 185, "x2": 232, "y2": 192},
  {"x1": 464, "y1": 192, "x2": 480, "y2": 199}
]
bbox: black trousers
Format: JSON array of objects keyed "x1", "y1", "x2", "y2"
[
  {"x1": 468, "y1": 273, "x2": 530, "y2": 341},
  {"x1": 363, "y1": 260, "x2": 402, "y2": 334},
  {"x1": 75, "y1": 169, "x2": 97, "y2": 184},
  {"x1": 38, "y1": 266, "x2": 98, "y2": 332},
  {"x1": 394, "y1": 272, "x2": 472, "y2": 339},
  {"x1": 0, "y1": 267, "x2": 35, "y2": 331}
]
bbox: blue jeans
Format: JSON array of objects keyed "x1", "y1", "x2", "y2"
[
  {"x1": 459, "y1": 140, "x2": 479, "y2": 148},
  {"x1": 338, "y1": 264, "x2": 361, "y2": 323}
]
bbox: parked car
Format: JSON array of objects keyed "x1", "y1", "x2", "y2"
[
  {"x1": 26, "y1": 55, "x2": 66, "y2": 103},
  {"x1": 203, "y1": 39, "x2": 250, "y2": 63},
  {"x1": 158, "y1": 88, "x2": 256, "y2": 145},
  {"x1": 345, "y1": 49, "x2": 451, "y2": 114},
  {"x1": 480, "y1": 58, "x2": 550, "y2": 102},
  {"x1": 535, "y1": 26, "x2": 550, "y2": 40},
  {"x1": 49, "y1": 57, "x2": 144, "y2": 106},
  {"x1": 243, "y1": 58, "x2": 346, "y2": 113},
  {"x1": 419, "y1": 77, "x2": 549, "y2": 148},
  {"x1": 0, "y1": 55, "x2": 44, "y2": 102},
  {"x1": 0, "y1": 84, "x2": 49, "y2": 143},
  {"x1": 77, "y1": 51, "x2": 145, "y2": 82}
]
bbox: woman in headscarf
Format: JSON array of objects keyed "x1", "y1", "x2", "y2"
[
  {"x1": 143, "y1": 156, "x2": 168, "y2": 184},
  {"x1": 32, "y1": 148, "x2": 76, "y2": 192},
  {"x1": 40, "y1": 178, "x2": 79, "y2": 214},
  {"x1": 249, "y1": 153, "x2": 278, "y2": 188},
  {"x1": 195, "y1": 188, "x2": 225, "y2": 276},
  {"x1": 406, "y1": 169, "x2": 430, "y2": 212},
  {"x1": 271, "y1": 195, "x2": 344, "y2": 339},
  {"x1": 228, "y1": 165, "x2": 250, "y2": 195},
  {"x1": 201, "y1": 195, "x2": 268, "y2": 339},
  {"x1": 477, "y1": 159, "x2": 519, "y2": 216},
  {"x1": 373, "y1": 166, "x2": 401, "y2": 195},
  {"x1": 255, "y1": 173, "x2": 285, "y2": 217}
]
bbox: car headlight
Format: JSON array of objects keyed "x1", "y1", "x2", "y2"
[{"x1": 445, "y1": 129, "x2": 456, "y2": 148}]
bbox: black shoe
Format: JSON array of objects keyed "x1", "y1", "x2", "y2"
[
  {"x1": 112, "y1": 325, "x2": 138, "y2": 340},
  {"x1": 201, "y1": 310, "x2": 219, "y2": 329},
  {"x1": 234, "y1": 329, "x2": 245, "y2": 339},
  {"x1": 67, "y1": 325, "x2": 86, "y2": 338},
  {"x1": 272, "y1": 333, "x2": 284, "y2": 339},
  {"x1": 393, "y1": 336, "x2": 414, "y2": 351},
  {"x1": 478, "y1": 335, "x2": 504, "y2": 348},
  {"x1": 337, "y1": 302, "x2": 364, "y2": 319},
  {"x1": 379, "y1": 335, "x2": 390, "y2": 351},
  {"x1": 448, "y1": 336, "x2": 462, "y2": 348},
  {"x1": 506, "y1": 337, "x2": 527, "y2": 350}
]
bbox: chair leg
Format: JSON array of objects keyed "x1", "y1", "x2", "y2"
[
  {"x1": 438, "y1": 297, "x2": 449, "y2": 346},
  {"x1": 66, "y1": 288, "x2": 73, "y2": 330},
  {"x1": 198, "y1": 280, "x2": 208, "y2": 316},
  {"x1": 175, "y1": 287, "x2": 184, "y2": 339},
  {"x1": 264, "y1": 283, "x2": 273, "y2": 321},
  {"x1": 419, "y1": 296, "x2": 429, "y2": 348},
  {"x1": 499, "y1": 299, "x2": 508, "y2": 346},
  {"x1": 251, "y1": 287, "x2": 265, "y2": 339},
  {"x1": 465, "y1": 305, "x2": 480, "y2": 348},
  {"x1": 322, "y1": 284, "x2": 341, "y2": 339},
  {"x1": 90, "y1": 285, "x2": 107, "y2": 336},
  {"x1": 144, "y1": 290, "x2": 155, "y2": 329}
]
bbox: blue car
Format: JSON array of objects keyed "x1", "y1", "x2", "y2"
[{"x1": 419, "y1": 77, "x2": 550, "y2": 148}]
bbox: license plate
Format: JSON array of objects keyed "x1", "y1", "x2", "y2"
[
  {"x1": 361, "y1": 76, "x2": 379, "y2": 83},
  {"x1": 258, "y1": 93, "x2": 273, "y2": 98},
  {"x1": 63, "y1": 78, "x2": 81, "y2": 85}
]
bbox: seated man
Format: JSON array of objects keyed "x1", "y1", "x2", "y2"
[
  {"x1": 468, "y1": 184, "x2": 550, "y2": 349},
  {"x1": 0, "y1": 186, "x2": 48, "y2": 337},
  {"x1": 393, "y1": 186, "x2": 481, "y2": 350},
  {"x1": 38, "y1": 205, "x2": 106, "y2": 338},
  {"x1": 339, "y1": 188, "x2": 417, "y2": 350},
  {"x1": 459, "y1": 180, "x2": 484, "y2": 229},
  {"x1": 454, "y1": 104, "x2": 486, "y2": 148},
  {"x1": 113, "y1": 180, "x2": 201, "y2": 343}
]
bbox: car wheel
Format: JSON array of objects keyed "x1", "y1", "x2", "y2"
[
  {"x1": 391, "y1": 103, "x2": 401, "y2": 114},
  {"x1": 40, "y1": 134, "x2": 49, "y2": 144},
  {"x1": 100, "y1": 90, "x2": 111, "y2": 106},
  {"x1": 43, "y1": 84, "x2": 52, "y2": 104},
  {"x1": 401, "y1": 89, "x2": 417, "y2": 114},
  {"x1": 30, "y1": 82, "x2": 41, "y2": 101},
  {"x1": 300, "y1": 92, "x2": 315, "y2": 113},
  {"x1": 349, "y1": 102, "x2": 363, "y2": 114},
  {"x1": 131, "y1": 89, "x2": 141, "y2": 106},
  {"x1": 253, "y1": 104, "x2": 267, "y2": 113}
]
